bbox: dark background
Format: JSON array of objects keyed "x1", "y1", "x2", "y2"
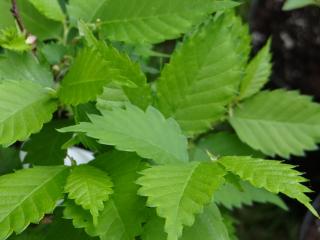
[{"x1": 236, "y1": 1, "x2": 320, "y2": 239}]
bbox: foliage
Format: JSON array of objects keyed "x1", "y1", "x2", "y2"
[
  {"x1": 0, "y1": 1, "x2": 319, "y2": 240},
  {"x1": 283, "y1": 0, "x2": 320, "y2": 10}
]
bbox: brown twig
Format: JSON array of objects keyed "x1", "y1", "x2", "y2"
[{"x1": 10, "y1": 0, "x2": 25, "y2": 33}]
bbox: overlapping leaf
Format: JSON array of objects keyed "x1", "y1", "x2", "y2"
[
  {"x1": 65, "y1": 151, "x2": 146, "y2": 240},
  {"x1": 214, "y1": 180, "x2": 287, "y2": 210},
  {"x1": 190, "y1": 131, "x2": 264, "y2": 162},
  {"x1": 0, "y1": 147, "x2": 22, "y2": 175},
  {"x1": 157, "y1": 15, "x2": 243, "y2": 136},
  {"x1": 0, "y1": 80, "x2": 57, "y2": 146},
  {"x1": 65, "y1": 165, "x2": 113, "y2": 224},
  {"x1": 230, "y1": 90, "x2": 320, "y2": 158},
  {"x1": 16, "y1": 0, "x2": 62, "y2": 40},
  {"x1": 22, "y1": 120, "x2": 72, "y2": 166},
  {"x1": 0, "y1": 51, "x2": 53, "y2": 87},
  {"x1": 68, "y1": 0, "x2": 238, "y2": 43},
  {"x1": 27, "y1": 0, "x2": 64, "y2": 22},
  {"x1": 94, "y1": 42, "x2": 151, "y2": 110},
  {"x1": 0, "y1": 166, "x2": 69, "y2": 239},
  {"x1": 142, "y1": 203, "x2": 230, "y2": 240},
  {"x1": 219, "y1": 156, "x2": 319, "y2": 217},
  {"x1": 58, "y1": 47, "x2": 111, "y2": 105},
  {"x1": 136, "y1": 162, "x2": 226, "y2": 240},
  {"x1": 60, "y1": 104, "x2": 189, "y2": 165},
  {"x1": 239, "y1": 40, "x2": 272, "y2": 99}
]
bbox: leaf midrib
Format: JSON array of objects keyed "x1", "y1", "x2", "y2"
[{"x1": 0, "y1": 168, "x2": 66, "y2": 223}]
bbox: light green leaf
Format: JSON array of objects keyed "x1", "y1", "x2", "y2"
[
  {"x1": 58, "y1": 47, "x2": 111, "y2": 105},
  {"x1": 17, "y1": 0, "x2": 62, "y2": 40},
  {"x1": 239, "y1": 40, "x2": 272, "y2": 99},
  {"x1": 215, "y1": 179, "x2": 288, "y2": 210},
  {"x1": 68, "y1": 0, "x2": 234, "y2": 44},
  {"x1": 27, "y1": 0, "x2": 65, "y2": 22},
  {"x1": 0, "y1": 0, "x2": 15, "y2": 29},
  {"x1": 181, "y1": 202, "x2": 230, "y2": 240},
  {"x1": 0, "y1": 51, "x2": 53, "y2": 87},
  {"x1": 230, "y1": 90, "x2": 320, "y2": 158},
  {"x1": 136, "y1": 162, "x2": 226, "y2": 240},
  {"x1": 22, "y1": 120, "x2": 72, "y2": 166},
  {"x1": 0, "y1": 166, "x2": 69, "y2": 239},
  {"x1": 142, "y1": 203, "x2": 230, "y2": 240},
  {"x1": 283, "y1": 0, "x2": 320, "y2": 10},
  {"x1": 190, "y1": 132, "x2": 264, "y2": 162},
  {"x1": 60, "y1": 104, "x2": 189, "y2": 165},
  {"x1": 0, "y1": 28, "x2": 31, "y2": 52},
  {"x1": 0, "y1": 80, "x2": 57, "y2": 146},
  {"x1": 219, "y1": 156, "x2": 319, "y2": 217},
  {"x1": 0, "y1": 147, "x2": 22, "y2": 175},
  {"x1": 94, "y1": 41, "x2": 151, "y2": 110},
  {"x1": 65, "y1": 151, "x2": 146, "y2": 240},
  {"x1": 157, "y1": 15, "x2": 243, "y2": 136},
  {"x1": 65, "y1": 165, "x2": 113, "y2": 224}
]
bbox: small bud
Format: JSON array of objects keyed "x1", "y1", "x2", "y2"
[
  {"x1": 52, "y1": 64, "x2": 60, "y2": 72},
  {"x1": 25, "y1": 35, "x2": 37, "y2": 45}
]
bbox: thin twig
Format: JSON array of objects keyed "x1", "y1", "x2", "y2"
[{"x1": 10, "y1": 0, "x2": 25, "y2": 33}]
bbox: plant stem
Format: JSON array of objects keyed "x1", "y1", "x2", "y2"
[{"x1": 10, "y1": 0, "x2": 25, "y2": 33}]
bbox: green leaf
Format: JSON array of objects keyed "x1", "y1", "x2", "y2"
[
  {"x1": 0, "y1": 0, "x2": 15, "y2": 29},
  {"x1": 157, "y1": 15, "x2": 242, "y2": 136},
  {"x1": 72, "y1": 102, "x2": 106, "y2": 152},
  {"x1": 229, "y1": 90, "x2": 320, "y2": 158},
  {"x1": 60, "y1": 104, "x2": 189, "y2": 165},
  {"x1": 0, "y1": 28, "x2": 31, "y2": 52},
  {"x1": 283, "y1": 0, "x2": 320, "y2": 10},
  {"x1": 219, "y1": 156, "x2": 319, "y2": 217},
  {"x1": 22, "y1": 120, "x2": 72, "y2": 166},
  {"x1": 0, "y1": 147, "x2": 22, "y2": 175},
  {"x1": 142, "y1": 203, "x2": 230, "y2": 240},
  {"x1": 65, "y1": 165, "x2": 113, "y2": 224},
  {"x1": 58, "y1": 47, "x2": 111, "y2": 105},
  {"x1": 239, "y1": 40, "x2": 272, "y2": 99},
  {"x1": 181, "y1": 202, "x2": 230, "y2": 240},
  {"x1": 190, "y1": 132, "x2": 264, "y2": 162},
  {"x1": 0, "y1": 80, "x2": 57, "y2": 146},
  {"x1": 214, "y1": 179, "x2": 288, "y2": 210},
  {"x1": 0, "y1": 166, "x2": 69, "y2": 239},
  {"x1": 27, "y1": 0, "x2": 65, "y2": 22},
  {"x1": 16, "y1": 0, "x2": 62, "y2": 40},
  {"x1": 65, "y1": 151, "x2": 146, "y2": 240},
  {"x1": 136, "y1": 162, "x2": 226, "y2": 240},
  {"x1": 94, "y1": 41, "x2": 151, "y2": 110},
  {"x1": 40, "y1": 43, "x2": 67, "y2": 64},
  {"x1": 0, "y1": 51, "x2": 53, "y2": 87},
  {"x1": 68, "y1": 0, "x2": 234, "y2": 44}
]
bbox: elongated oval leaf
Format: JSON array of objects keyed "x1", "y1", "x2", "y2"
[
  {"x1": 0, "y1": 80, "x2": 57, "y2": 146},
  {"x1": 142, "y1": 203, "x2": 230, "y2": 240},
  {"x1": 230, "y1": 90, "x2": 320, "y2": 158},
  {"x1": 68, "y1": 0, "x2": 237, "y2": 44},
  {"x1": 60, "y1": 105, "x2": 189, "y2": 165},
  {"x1": 239, "y1": 39, "x2": 272, "y2": 99},
  {"x1": 136, "y1": 162, "x2": 226, "y2": 240},
  {"x1": 0, "y1": 51, "x2": 53, "y2": 87},
  {"x1": 219, "y1": 156, "x2": 319, "y2": 217},
  {"x1": 65, "y1": 151, "x2": 146, "y2": 240},
  {"x1": 0, "y1": 166, "x2": 69, "y2": 239},
  {"x1": 58, "y1": 47, "x2": 111, "y2": 105},
  {"x1": 157, "y1": 15, "x2": 243, "y2": 136},
  {"x1": 27, "y1": 0, "x2": 64, "y2": 22},
  {"x1": 65, "y1": 165, "x2": 113, "y2": 224}
]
